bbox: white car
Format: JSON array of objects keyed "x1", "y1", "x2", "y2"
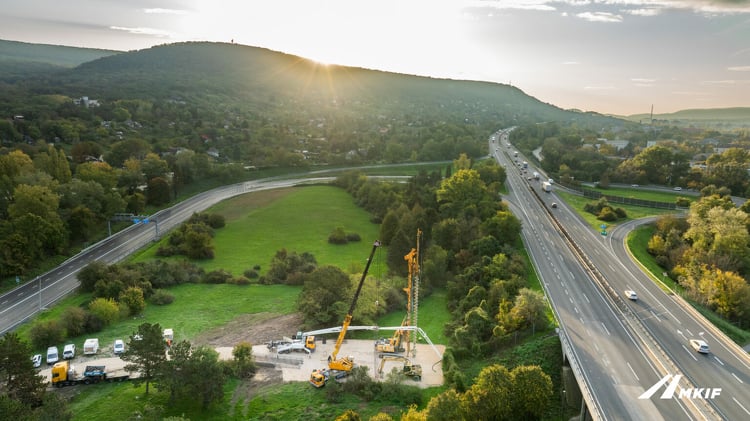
[
  {"x1": 63, "y1": 343, "x2": 76, "y2": 359},
  {"x1": 690, "y1": 339, "x2": 710, "y2": 354},
  {"x1": 673, "y1": 186, "x2": 683, "y2": 191},
  {"x1": 625, "y1": 290, "x2": 638, "y2": 300},
  {"x1": 113, "y1": 339, "x2": 125, "y2": 355},
  {"x1": 31, "y1": 354, "x2": 42, "y2": 368},
  {"x1": 46, "y1": 346, "x2": 59, "y2": 365},
  {"x1": 690, "y1": 339, "x2": 709, "y2": 354}
]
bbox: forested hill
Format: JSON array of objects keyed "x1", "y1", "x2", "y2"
[
  {"x1": 0, "y1": 39, "x2": 118, "y2": 82},
  {"x1": 26, "y1": 41, "x2": 619, "y2": 127}
]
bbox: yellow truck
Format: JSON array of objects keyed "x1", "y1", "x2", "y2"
[{"x1": 50, "y1": 360, "x2": 129, "y2": 387}]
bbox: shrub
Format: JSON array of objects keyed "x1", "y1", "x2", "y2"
[
  {"x1": 149, "y1": 289, "x2": 175, "y2": 305},
  {"x1": 203, "y1": 269, "x2": 233, "y2": 284},
  {"x1": 346, "y1": 232, "x2": 361, "y2": 242},
  {"x1": 30, "y1": 320, "x2": 65, "y2": 349},
  {"x1": 83, "y1": 312, "x2": 104, "y2": 333},
  {"x1": 60, "y1": 307, "x2": 88, "y2": 337},
  {"x1": 228, "y1": 276, "x2": 251, "y2": 285},
  {"x1": 253, "y1": 265, "x2": 261, "y2": 271},
  {"x1": 328, "y1": 227, "x2": 348, "y2": 244},
  {"x1": 119, "y1": 287, "x2": 146, "y2": 316},
  {"x1": 156, "y1": 245, "x2": 178, "y2": 256},
  {"x1": 207, "y1": 213, "x2": 226, "y2": 229},
  {"x1": 231, "y1": 342, "x2": 257, "y2": 378},
  {"x1": 88, "y1": 297, "x2": 120, "y2": 326},
  {"x1": 243, "y1": 268, "x2": 259, "y2": 279}
]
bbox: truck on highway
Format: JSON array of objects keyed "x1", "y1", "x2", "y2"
[
  {"x1": 533, "y1": 171, "x2": 540, "y2": 180},
  {"x1": 542, "y1": 181, "x2": 552, "y2": 192},
  {"x1": 50, "y1": 360, "x2": 130, "y2": 387},
  {"x1": 522, "y1": 161, "x2": 528, "y2": 169}
]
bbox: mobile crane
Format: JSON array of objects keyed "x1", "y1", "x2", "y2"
[{"x1": 310, "y1": 240, "x2": 381, "y2": 388}]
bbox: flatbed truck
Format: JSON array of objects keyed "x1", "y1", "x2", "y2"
[{"x1": 50, "y1": 360, "x2": 130, "y2": 387}]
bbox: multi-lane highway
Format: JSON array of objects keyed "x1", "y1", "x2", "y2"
[{"x1": 494, "y1": 127, "x2": 750, "y2": 420}]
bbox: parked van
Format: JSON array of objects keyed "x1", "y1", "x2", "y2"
[
  {"x1": 83, "y1": 338, "x2": 99, "y2": 355},
  {"x1": 46, "y1": 346, "x2": 59, "y2": 365},
  {"x1": 62, "y1": 343, "x2": 76, "y2": 359}
]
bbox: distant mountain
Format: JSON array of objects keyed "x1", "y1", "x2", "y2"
[
  {"x1": 625, "y1": 108, "x2": 750, "y2": 129},
  {"x1": 0, "y1": 39, "x2": 119, "y2": 67},
  {"x1": 14, "y1": 41, "x2": 621, "y2": 128}
]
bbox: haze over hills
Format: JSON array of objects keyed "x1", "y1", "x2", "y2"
[{"x1": 625, "y1": 107, "x2": 750, "y2": 130}]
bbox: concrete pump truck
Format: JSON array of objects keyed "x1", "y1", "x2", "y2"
[{"x1": 310, "y1": 240, "x2": 381, "y2": 388}]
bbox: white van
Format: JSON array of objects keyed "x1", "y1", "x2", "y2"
[
  {"x1": 83, "y1": 338, "x2": 99, "y2": 355},
  {"x1": 63, "y1": 343, "x2": 76, "y2": 359},
  {"x1": 46, "y1": 346, "x2": 59, "y2": 365}
]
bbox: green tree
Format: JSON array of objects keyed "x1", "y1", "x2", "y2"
[
  {"x1": 425, "y1": 389, "x2": 466, "y2": 421},
  {"x1": 76, "y1": 161, "x2": 118, "y2": 190},
  {"x1": 122, "y1": 322, "x2": 168, "y2": 395},
  {"x1": 510, "y1": 365, "x2": 553, "y2": 419},
  {"x1": 0, "y1": 332, "x2": 47, "y2": 408},
  {"x1": 88, "y1": 297, "x2": 120, "y2": 326},
  {"x1": 119, "y1": 286, "x2": 146, "y2": 316},
  {"x1": 296, "y1": 265, "x2": 352, "y2": 328},
  {"x1": 462, "y1": 364, "x2": 513, "y2": 420},
  {"x1": 183, "y1": 346, "x2": 225, "y2": 409},
  {"x1": 231, "y1": 342, "x2": 257, "y2": 378},
  {"x1": 436, "y1": 169, "x2": 496, "y2": 219},
  {"x1": 147, "y1": 176, "x2": 171, "y2": 206},
  {"x1": 509, "y1": 288, "x2": 548, "y2": 333},
  {"x1": 141, "y1": 153, "x2": 169, "y2": 181}
]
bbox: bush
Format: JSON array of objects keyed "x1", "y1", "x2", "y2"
[
  {"x1": 207, "y1": 213, "x2": 226, "y2": 229},
  {"x1": 30, "y1": 319, "x2": 65, "y2": 349},
  {"x1": 156, "y1": 245, "x2": 179, "y2": 257},
  {"x1": 243, "y1": 269, "x2": 259, "y2": 279},
  {"x1": 88, "y1": 297, "x2": 120, "y2": 326},
  {"x1": 149, "y1": 289, "x2": 175, "y2": 305},
  {"x1": 83, "y1": 312, "x2": 105, "y2": 334},
  {"x1": 328, "y1": 227, "x2": 348, "y2": 244},
  {"x1": 227, "y1": 276, "x2": 251, "y2": 285},
  {"x1": 203, "y1": 269, "x2": 233, "y2": 284},
  {"x1": 60, "y1": 307, "x2": 88, "y2": 337},
  {"x1": 346, "y1": 232, "x2": 361, "y2": 242}
]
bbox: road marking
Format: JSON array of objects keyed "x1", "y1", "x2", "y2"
[
  {"x1": 600, "y1": 323, "x2": 611, "y2": 336},
  {"x1": 585, "y1": 328, "x2": 592, "y2": 337},
  {"x1": 594, "y1": 343, "x2": 600, "y2": 352},
  {"x1": 734, "y1": 397, "x2": 750, "y2": 415},
  {"x1": 626, "y1": 362, "x2": 639, "y2": 381},
  {"x1": 731, "y1": 372, "x2": 743, "y2": 384},
  {"x1": 17, "y1": 292, "x2": 23, "y2": 297},
  {"x1": 583, "y1": 293, "x2": 590, "y2": 303},
  {"x1": 686, "y1": 329, "x2": 693, "y2": 336},
  {"x1": 574, "y1": 306, "x2": 579, "y2": 314},
  {"x1": 564, "y1": 289, "x2": 569, "y2": 295},
  {"x1": 682, "y1": 345, "x2": 698, "y2": 361},
  {"x1": 1, "y1": 300, "x2": 6, "y2": 305},
  {"x1": 713, "y1": 356, "x2": 724, "y2": 366},
  {"x1": 569, "y1": 297, "x2": 573, "y2": 304}
]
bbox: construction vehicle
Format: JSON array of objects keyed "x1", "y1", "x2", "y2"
[
  {"x1": 374, "y1": 327, "x2": 405, "y2": 353},
  {"x1": 377, "y1": 353, "x2": 422, "y2": 381},
  {"x1": 50, "y1": 360, "x2": 130, "y2": 387},
  {"x1": 310, "y1": 240, "x2": 381, "y2": 388},
  {"x1": 277, "y1": 335, "x2": 315, "y2": 354}
]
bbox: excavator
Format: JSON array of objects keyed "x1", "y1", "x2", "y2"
[
  {"x1": 310, "y1": 240, "x2": 381, "y2": 388},
  {"x1": 377, "y1": 353, "x2": 422, "y2": 381}
]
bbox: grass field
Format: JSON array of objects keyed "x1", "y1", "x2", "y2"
[
  {"x1": 132, "y1": 185, "x2": 385, "y2": 277},
  {"x1": 557, "y1": 190, "x2": 683, "y2": 230}
]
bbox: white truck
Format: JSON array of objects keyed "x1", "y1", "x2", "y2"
[
  {"x1": 83, "y1": 338, "x2": 99, "y2": 355},
  {"x1": 542, "y1": 181, "x2": 552, "y2": 193},
  {"x1": 533, "y1": 171, "x2": 540, "y2": 180}
]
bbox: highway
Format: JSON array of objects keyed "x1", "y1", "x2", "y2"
[{"x1": 495, "y1": 127, "x2": 750, "y2": 420}]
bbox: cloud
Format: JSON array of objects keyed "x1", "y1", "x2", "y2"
[
  {"x1": 563, "y1": 61, "x2": 580, "y2": 65},
  {"x1": 576, "y1": 11, "x2": 624, "y2": 22},
  {"x1": 110, "y1": 26, "x2": 172, "y2": 37},
  {"x1": 624, "y1": 8, "x2": 662, "y2": 16},
  {"x1": 728, "y1": 65, "x2": 750, "y2": 71},
  {"x1": 631, "y1": 78, "x2": 656, "y2": 83},
  {"x1": 143, "y1": 8, "x2": 187, "y2": 15}
]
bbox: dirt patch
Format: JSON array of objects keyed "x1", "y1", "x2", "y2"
[
  {"x1": 228, "y1": 366, "x2": 285, "y2": 417},
  {"x1": 192, "y1": 312, "x2": 305, "y2": 348}
]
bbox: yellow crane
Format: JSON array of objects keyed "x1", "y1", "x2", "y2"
[{"x1": 310, "y1": 240, "x2": 381, "y2": 388}]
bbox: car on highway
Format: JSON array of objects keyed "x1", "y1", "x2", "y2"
[
  {"x1": 673, "y1": 186, "x2": 683, "y2": 191},
  {"x1": 31, "y1": 354, "x2": 42, "y2": 368},
  {"x1": 551, "y1": 202, "x2": 558, "y2": 209},
  {"x1": 624, "y1": 290, "x2": 638, "y2": 300},
  {"x1": 631, "y1": 184, "x2": 639, "y2": 187},
  {"x1": 690, "y1": 339, "x2": 709, "y2": 354}
]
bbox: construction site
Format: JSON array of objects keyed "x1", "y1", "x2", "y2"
[{"x1": 247, "y1": 230, "x2": 445, "y2": 388}]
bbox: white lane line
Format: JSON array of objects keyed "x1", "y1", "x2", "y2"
[
  {"x1": 583, "y1": 293, "x2": 590, "y2": 304},
  {"x1": 682, "y1": 345, "x2": 698, "y2": 361},
  {"x1": 731, "y1": 373, "x2": 744, "y2": 384},
  {"x1": 626, "y1": 362, "x2": 639, "y2": 381},
  {"x1": 713, "y1": 356, "x2": 724, "y2": 366},
  {"x1": 574, "y1": 307, "x2": 579, "y2": 314},
  {"x1": 601, "y1": 323, "x2": 611, "y2": 336},
  {"x1": 734, "y1": 397, "x2": 750, "y2": 415}
]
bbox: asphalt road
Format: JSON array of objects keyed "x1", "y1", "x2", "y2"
[{"x1": 497, "y1": 128, "x2": 750, "y2": 420}]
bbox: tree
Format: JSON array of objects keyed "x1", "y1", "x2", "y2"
[
  {"x1": 335, "y1": 410, "x2": 362, "y2": 421},
  {"x1": 462, "y1": 364, "x2": 513, "y2": 420},
  {"x1": 76, "y1": 161, "x2": 118, "y2": 190},
  {"x1": 510, "y1": 365, "x2": 553, "y2": 419},
  {"x1": 119, "y1": 286, "x2": 146, "y2": 316},
  {"x1": 147, "y1": 176, "x2": 171, "y2": 206},
  {"x1": 0, "y1": 332, "x2": 47, "y2": 408},
  {"x1": 425, "y1": 389, "x2": 466, "y2": 421},
  {"x1": 509, "y1": 288, "x2": 548, "y2": 333},
  {"x1": 436, "y1": 169, "x2": 496, "y2": 220},
  {"x1": 141, "y1": 153, "x2": 169, "y2": 181},
  {"x1": 296, "y1": 265, "x2": 352, "y2": 328},
  {"x1": 122, "y1": 322, "x2": 168, "y2": 395},
  {"x1": 232, "y1": 342, "x2": 257, "y2": 378},
  {"x1": 88, "y1": 297, "x2": 120, "y2": 326},
  {"x1": 183, "y1": 346, "x2": 225, "y2": 409}
]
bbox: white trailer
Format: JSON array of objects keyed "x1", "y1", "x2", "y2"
[{"x1": 542, "y1": 181, "x2": 552, "y2": 192}]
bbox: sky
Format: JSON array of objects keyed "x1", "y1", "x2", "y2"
[{"x1": 1, "y1": 0, "x2": 749, "y2": 115}]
